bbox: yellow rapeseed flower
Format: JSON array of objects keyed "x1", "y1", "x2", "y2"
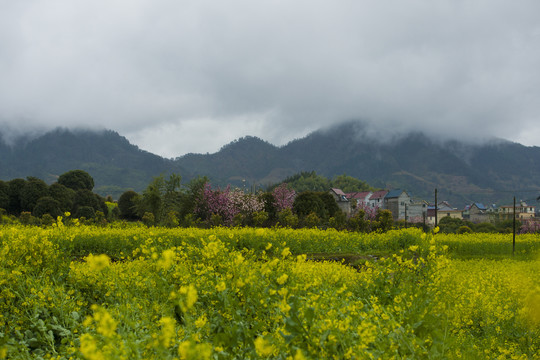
[
  {"x1": 254, "y1": 337, "x2": 274, "y2": 357},
  {"x1": 277, "y1": 274, "x2": 288, "y2": 285},
  {"x1": 85, "y1": 254, "x2": 111, "y2": 272},
  {"x1": 158, "y1": 317, "x2": 176, "y2": 348},
  {"x1": 215, "y1": 281, "x2": 226, "y2": 292}
]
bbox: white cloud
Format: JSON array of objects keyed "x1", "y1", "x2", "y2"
[{"x1": 1, "y1": 0, "x2": 540, "y2": 156}]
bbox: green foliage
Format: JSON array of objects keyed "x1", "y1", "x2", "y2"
[
  {"x1": 252, "y1": 211, "x2": 269, "y2": 227},
  {"x1": 58, "y1": 170, "x2": 95, "y2": 191},
  {"x1": 281, "y1": 171, "x2": 330, "y2": 192},
  {"x1": 473, "y1": 222, "x2": 497, "y2": 233},
  {"x1": 273, "y1": 171, "x2": 375, "y2": 194},
  {"x1": 293, "y1": 191, "x2": 326, "y2": 220},
  {"x1": 48, "y1": 183, "x2": 75, "y2": 212},
  {"x1": 33, "y1": 196, "x2": 62, "y2": 218},
  {"x1": 7, "y1": 178, "x2": 26, "y2": 215},
  {"x1": 19, "y1": 211, "x2": 38, "y2": 225},
  {"x1": 438, "y1": 216, "x2": 468, "y2": 233},
  {"x1": 20, "y1": 177, "x2": 49, "y2": 213},
  {"x1": 135, "y1": 174, "x2": 193, "y2": 224},
  {"x1": 347, "y1": 209, "x2": 370, "y2": 232},
  {"x1": 303, "y1": 212, "x2": 321, "y2": 228},
  {"x1": 73, "y1": 189, "x2": 100, "y2": 214},
  {"x1": 118, "y1": 190, "x2": 140, "y2": 220},
  {"x1": 328, "y1": 211, "x2": 347, "y2": 230},
  {"x1": 260, "y1": 192, "x2": 277, "y2": 221},
  {"x1": 373, "y1": 209, "x2": 394, "y2": 232},
  {"x1": 40, "y1": 213, "x2": 55, "y2": 226},
  {"x1": 142, "y1": 212, "x2": 155, "y2": 227},
  {"x1": 76, "y1": 206, "x2": 96, "y2": 220},
  {"x1": 277, "y1": 208, "x2": 299, "y2": 228},
  {"x1": 318, "y1": 192, "x2": 341, "y2": 219},
  {"x1": 162, "y1": 211, "x2": 179, "y2": 228},
  {"x1": 0, "y1": 180, "x2": 9, "y2": 211},
  {"x1": 330, "y1": 174, "x2": 375, "y2": 193}
]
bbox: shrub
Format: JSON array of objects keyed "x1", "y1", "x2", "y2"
[{"x1": 457, "y1": 225, "x2": 472, "y2": 234}]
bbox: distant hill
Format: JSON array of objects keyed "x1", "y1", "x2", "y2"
[
  {"x1": 175, "y1": 121, "x2": 540, "y2": 207},
  {"x1": 0, "y1": 128, "x2": 185, "y2": 198},
  {"x1": 1, "y1": 123, "x2": 540, "y2": 207}
]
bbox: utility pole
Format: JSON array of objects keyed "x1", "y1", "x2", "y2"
[
  {"x1": 434, "y1": 188, "x2": 438, "y2": 228},
  {"x1": 513, "y1": 196, "x2": 516, "y2": 256},
  {"x1": 404, "y1": 203, "x2": 408, "y2": 228}
]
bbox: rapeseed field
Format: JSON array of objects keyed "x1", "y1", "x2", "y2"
[{"x1": 0, "y1": 222, "x2": 538, "y2": 359}]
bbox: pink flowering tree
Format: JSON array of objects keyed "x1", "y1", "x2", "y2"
[
  {"x1": 354, "y1": 202, "x2": 378, "y2": 221},
  {"x1": 520, "y1": 219, "x2": 540, "y2": 234},
  {"x1": 196, "y1": 183, "x2": 265, "y2": 225},
  {"x1": 196, "y1": 184, "x2": 237, "y2": 224},
  {"x1": 272, "y1": 183, "x2": 296, "y2": 212}
]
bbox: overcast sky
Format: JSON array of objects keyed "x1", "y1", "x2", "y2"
[{"x1": 1, "y1": 0, "x2": 539, "y2": 157}]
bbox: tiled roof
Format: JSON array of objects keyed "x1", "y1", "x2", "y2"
[
  {"x1": 369, "y1": 190, "x2": 388, "y2": 200},
  {"x1": 346, "y1": 191, "x2": 372, "y2": 200},
  {"x1": 385, "y1": 189, "x2": 404, "y2": 199},
  {"x1": 473, "y1": 203, "x2": 487, "y2": 210},
  {"x1": 331, "y1": 188, "x2": 346, "y2": 196}
]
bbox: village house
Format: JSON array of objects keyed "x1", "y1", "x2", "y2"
[
  {"x1": 463, "y1": 203, "x2": 490, "y2": 224},
  {"x1": 426, "y1": 201, "x2": 463, "y2": 225},
  {"x1": 407, "y1": 199, "x2": 429, "y2": 223},
  {"x1": 345, "y1": 191, "x2": 372, "y2": 210},
  {"x1": 498, "y1": 201, "x2": 536, "y2": 221},
  {"x1": 367, "y1": 190, "x2": 388, "y2": 210},
  {"x1": 383, "y1": 189, "x2": 411, "y2": 221},
  {"x1": 329, "y1": 188, "x2": 351, "y2": 215}
]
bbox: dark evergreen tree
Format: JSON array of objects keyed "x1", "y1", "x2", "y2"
[
  {"x1": 118, "y1": 190, "x2": 140, "y2": 220},
  {"x1": 293, "y1": 191, "x2": 327, "y2": 220},
  {"x1": 72, "y1": 189, "x2": 99, "y2": 214},
  {"x1": 20, "y1": 177, "x2": 49, "y2": 212},
  {"x1": 7, "y1": 178, "x2": 26, "y2": 215},
  {"x1": 0, "y1": 180, "x2": 9, "y2": 211},
  {"x1": 49, "y1": 183, "x2": 75, "y2": 212},
  {"x1": 33, "y1": 196, "x2": 62, "y2": 218},
  {"x1": 76, "y1": 206, "x2": 96, "y2": 219},
  {"x1": 318, "y1": 192, "x2": 341, "y2": 219},
  {"x1": 58, "y1": 170, "x2": 95, "y2": 191}
]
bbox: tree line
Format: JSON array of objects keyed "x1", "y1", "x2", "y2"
[
  {"x1": 0, "y1": 170, "x2": 110, "y2": 225},
  {"x1": 0, "y1": 170, "x2": 397, "y2": 231}
]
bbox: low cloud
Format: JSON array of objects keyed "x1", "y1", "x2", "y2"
[{"x1": 1, "y1": 1, "x2": 540, "y2": 156}]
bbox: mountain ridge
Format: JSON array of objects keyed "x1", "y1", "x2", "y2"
[{"x1": 1, "y1": 123, "x2": 539, "y2": 207}]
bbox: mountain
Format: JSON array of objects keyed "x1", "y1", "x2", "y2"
[
  {"x1": 1, "y1": 123, "x2": 540, "y2": 207},
  {"x1": 0, "y1": 128, "x2": 185, "y2": 198},
  {"x1": 175, "y1": 122, "x2": 540, "y2": 207}
]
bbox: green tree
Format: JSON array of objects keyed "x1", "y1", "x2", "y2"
[
  {"x1": 281, "y1": 171, "x2": 331, "y2": 192},
  {"x1": 0, "y1": 180, "x2": 9, "y2": 211},
  {"x1": 7, "y1": 178, "x2": 26, "y2": 215},
  {"x1": 58, "y1": 170, "x2": 95, "y2": 191},
  {"x1": 303, "y1": 212, "x2": 321, "y2": 228},
  {"x1": 318, "y1": 192, "x2": 341, "y2": 219},
  {"x1": 293, "y1": 191, "x2": 326, "y2": 220},
  {"x1": 33, "y1": 196, "x2": 62, "y2": 218},
  {"x1": 373, "y1": 209, "x2": 393, "y2": 232},
  {"x1": 260, "y1": 192, "x2": 277, "y2": 222},
  {"x1": 49, "y1": 183, "x2": 75, "y2": 212},
  {"x1": 76, "y1": 206, "x2": 96, "y2": 220},
  {"x1": 72, "y1": 189, "x2": 99, "y2": 214},
  {"x1": 20, "y1": 177, "x2": 49, "y2": 212},
  {"x1": 330, "y1": 174, "x2": 374, "y2": 193},
  {"x1": 118, "y1": 190, "x2": 140, "y2": 220},
  {"x1": 136, "y1": 176, "x2": 165, "y2": 221},
  {"x1": 178, "y1": 176, "x2": 208, "y2": 221},
  {"x1": 438, "y1": 216, "x2": 466, "y2": 233}
]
